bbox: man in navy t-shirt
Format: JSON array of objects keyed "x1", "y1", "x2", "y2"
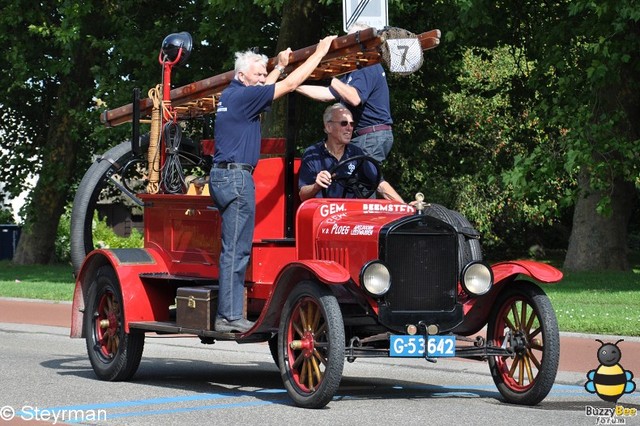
[
  {"x1": 210, "y1": 35, "x2": 336, "y2": 333},
  {"x1": 296, "y1": 23, "x2": 394, "y2": 163},
  {"x1": 299, "y1": 103, "x2": 405, "y2": 202}
]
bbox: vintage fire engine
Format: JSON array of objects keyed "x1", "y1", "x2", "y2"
[{"x1": 69, "y1": 27, "x2": 562, "y2": 409}]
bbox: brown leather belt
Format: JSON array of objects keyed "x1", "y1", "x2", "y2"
[
  {"x1": 354, "y1": 124, "x2": 392, "y2": 136},
  {"x1": 212, "y1": 162, "x2": 255, "y2": 174}
]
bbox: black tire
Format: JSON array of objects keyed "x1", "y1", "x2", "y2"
[
  {"x1": 277, "y1": 281, "x2": 345, "y2": 408},
  {"x1": 424, "y1": 204, "x2": 482, "y2": 272},
  {"x1": 84, "y1": 265, "x2": 145, "y2": 381},
  {"x1": 448, "y1": 209, "x2": 483, "y2": 262},
  {"x1": 70, "y1": 140, "x2": 148, "y2": 274},
  {"x1": 487, "y1": 281, "x2": 560, "y2": 405}
]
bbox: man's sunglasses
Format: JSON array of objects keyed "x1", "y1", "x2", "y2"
[{"x1": 329, "y1": 120, "x2": 355, "y2": 127}]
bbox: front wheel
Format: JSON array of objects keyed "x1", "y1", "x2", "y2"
[
  {"x1": 277, "y1": 281, "x2": 345, "y2": 408},
  {"x1": 84, "y1": 266, "x2": 144, "y2": 381},
  {"x1": 487, "y1": 281, "x2": 559, "y2": 405}
]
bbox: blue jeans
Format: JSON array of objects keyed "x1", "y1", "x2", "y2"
[
  {"x1": 351, "y1": 129, "x2": 394, "y2": 163},
  {"x1": 209, "y1": 168, "x2": 255, "y2": 321}
]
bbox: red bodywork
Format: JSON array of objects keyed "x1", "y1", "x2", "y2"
[
  {"x1": 71, "y1": 150, "x2": 562, "y2": 338},
  {"x1": 453, "y1": 260, "x2": 562, "y2": 335},
  {"x1": 71, "y1": 28, "x2": 562, "y2": 408}
]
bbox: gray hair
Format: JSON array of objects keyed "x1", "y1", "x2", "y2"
[
  {"x1": 323, "y1": 103, "x2": 349, "y2": 124},
  {"x1": 234, "y1": 50, "x2": 268, "y2": 76}
]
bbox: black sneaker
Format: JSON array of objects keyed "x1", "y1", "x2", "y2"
[{"x1": 214, "y1": 317, "x2": 255, "y2": 333}]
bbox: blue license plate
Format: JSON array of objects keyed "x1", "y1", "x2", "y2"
[{"x1": 389, "y1": 335, "x2": 456, "y2": 357}]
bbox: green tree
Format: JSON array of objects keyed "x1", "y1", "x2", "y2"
[
  {"x1": 379, "y1": 2, "x2": 566, "y2": 255},
  {"x1": 0, "y1": 0, "x2": 277, "y2": 264},
  {"x1": 6, "y1": 0, "x2": 636, "y2": 272},
  {"x1": 453, "y1": 0, "x2": 640, "y2": 270},
  {"x1": 1, "y1": 1, "x2": 105, "y2": 263},
  {"x1": 0, "y1": 204, "x2": 14, "y2": 224}
]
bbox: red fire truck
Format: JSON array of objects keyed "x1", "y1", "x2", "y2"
[{"x1": 69, "y1": 28, "x2": 562, "y2": 409}]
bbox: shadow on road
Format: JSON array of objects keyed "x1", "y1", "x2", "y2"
[{"x1": 40, "y1": 354, "x2": 508, "y2": 407}]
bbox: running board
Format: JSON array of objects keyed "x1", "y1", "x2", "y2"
[{"x1": 129, "y1": 321, "x2": 272, "y2": 343}]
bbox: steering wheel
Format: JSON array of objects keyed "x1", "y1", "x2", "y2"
[{"x1": 322, "y1": 155, "x2": 382, "y2": 199}]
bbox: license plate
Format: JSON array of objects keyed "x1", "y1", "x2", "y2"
[{"x1": 389, "y1": 335, "x2": 456, "y2": 357}]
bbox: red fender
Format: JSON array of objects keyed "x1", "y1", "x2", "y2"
[
  {"x1": 70, "y1": 248, "x2": 172, "y2": 337},
  {"x1": 453, "y1": 260, "x2": 562, "y2": 336},
  {"x1": 492, "y1": 260, "x2": 563, "y2": 284},
  {"x1": 283, "y1": 260, "x2": 351, "y2": 285},
  {"x1": 250, "y1": 260, "x2": 351, "y2": 333}
]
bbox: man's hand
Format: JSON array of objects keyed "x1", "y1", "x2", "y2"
[
  {"x1": 299, "y1": 170, "x2": 333, "y2": 201},
  {"x1": 276, "y1": 48, "x2": 292, "y2": 68},
  {"x1": 315, "y1": 35, "x2": 337, "y2": 57},
  {"x1": 315, "y1": 170, "x2": 332, "y2": 189},
  {"x1": 267, "y1": 48, "x2": 292, "y2": 84},
  {"x1": 274, "y1": 35, "x2": 336, "y2": 100}
]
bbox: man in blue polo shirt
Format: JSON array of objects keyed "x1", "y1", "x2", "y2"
[
  {"x1": 210, "y1": 35, "x2": 336, "y2": 333},
  {"x1": 296, "y1": 23, "x2": 394, "y2": 163},
  {"x1": 299, "y1": 103, "x2": 404, "y2": 202}
]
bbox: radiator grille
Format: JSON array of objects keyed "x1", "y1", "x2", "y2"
[{"x1": 384, "y1": 232, "x2": 457, "y2": 311}]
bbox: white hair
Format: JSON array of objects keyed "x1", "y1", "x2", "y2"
[
  {"x1": 323, "y1": 103, "x2": 349, "y2": 124},
  {"x1": 234, "y1": 50, "x2": 268, "y2": 76}
]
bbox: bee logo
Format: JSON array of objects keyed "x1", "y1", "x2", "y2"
[{"x1": 585, "y1": 339, "x2": 636, "y2": 403}]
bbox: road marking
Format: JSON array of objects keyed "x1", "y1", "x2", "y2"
[
  {"x1": 29, "y1": 393, "x2": 282, "y2": 423},
  {"x1": 87, "y1": 401, "x2": 274, "y2": 422},
  {"x1": 29, "y1": 383, "x2": 635, "y2": 423}
]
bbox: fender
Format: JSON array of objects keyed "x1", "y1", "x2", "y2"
[
  {"x1": 453, "y1": 260, "x2": 562, "y2": 336},
  {"x1": 492, "y1": 260, "x2": 563, "y2": 284},
  {"x1": 251, "y1": 260, "x2": 351, "y2": 333},
  {"x1": 70, "y1": 248, "x2": 172, "y2": 337}
]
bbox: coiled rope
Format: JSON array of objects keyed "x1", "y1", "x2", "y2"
[
  {"x1": 161, "y1": 121, "x2": 187, "y2": 193},
  {"x1": 146, "y1": 85, "x2": 162, "y2": 194}
]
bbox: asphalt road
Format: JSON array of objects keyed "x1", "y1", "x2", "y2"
[{"x1": 0, "y1": 299, "x2": 639, "y2": 425}]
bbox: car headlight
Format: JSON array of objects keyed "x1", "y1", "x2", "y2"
[
  {"x1": 360, "y1": 261, "x2": 391, "y2": 297},
  {"x1": 461, "y1": 262, "x2": 493, "y2": 296}
]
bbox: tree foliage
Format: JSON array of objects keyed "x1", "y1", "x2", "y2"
[
  {"x1": 449, "y1": 0, "x2": 640, "y2": 268},
  {"x1": 0, "y1": 0, "x2": 279, "y2": 263},
  {"x1": 0, "y1": 0, "x2": 638, "y2": 269}
]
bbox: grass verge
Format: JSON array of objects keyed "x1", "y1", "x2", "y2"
[
  {"x1": 0, "y1": 261, "x2": 75, "y2": 301},
  {"x1": 544, "y1": 270, "x2": 640, "y2": 336},
  {"x1": 1, "y1": 259, "x2": 639, "y2": 336}
]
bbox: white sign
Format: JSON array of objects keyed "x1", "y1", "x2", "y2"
[
  {"x1": 385, "y1": 38, "x2": 423, "y2": 74},
  {"x1": 342, "y1": 0, "x2": 388, "y2": 33}
]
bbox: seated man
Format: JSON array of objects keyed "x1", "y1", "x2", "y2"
[{"x1": 299, "y1": 103, "x2": 405, "y2": 202}]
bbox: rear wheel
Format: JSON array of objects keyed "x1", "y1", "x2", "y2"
[
  {"x1": 84, "y1": 266, "x2": 144, "y2": 381},
  {"x1": 277, "y1": 281, "x2": 345, "y2": 408},
  {"x1": 71, "y1": 141, "x2": 145, "y2": 274},
  {"x1": 487, "y1": 281, "x2": 559, "y2": 405}
]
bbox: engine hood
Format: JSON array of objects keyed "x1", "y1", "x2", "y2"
[{"x1": 296, "y1": 199, "x2": 416, "y2": 267}]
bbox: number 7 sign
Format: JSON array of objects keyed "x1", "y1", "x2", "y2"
[{"x1": 385, "y1": 38, "x2": 424, "y2": 74}]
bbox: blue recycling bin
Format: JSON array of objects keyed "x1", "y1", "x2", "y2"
[{"x1": 0, "y1": 224, "x2": 21, "y2": 260}]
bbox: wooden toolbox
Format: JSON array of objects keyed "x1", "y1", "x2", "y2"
[{"x1": 176, "y1": 286, "x2": 218, "y2": 330}]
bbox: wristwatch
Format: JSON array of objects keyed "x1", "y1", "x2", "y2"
[{"x1": 274, "y1": 65, "x2": 286, "y2": 75}]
